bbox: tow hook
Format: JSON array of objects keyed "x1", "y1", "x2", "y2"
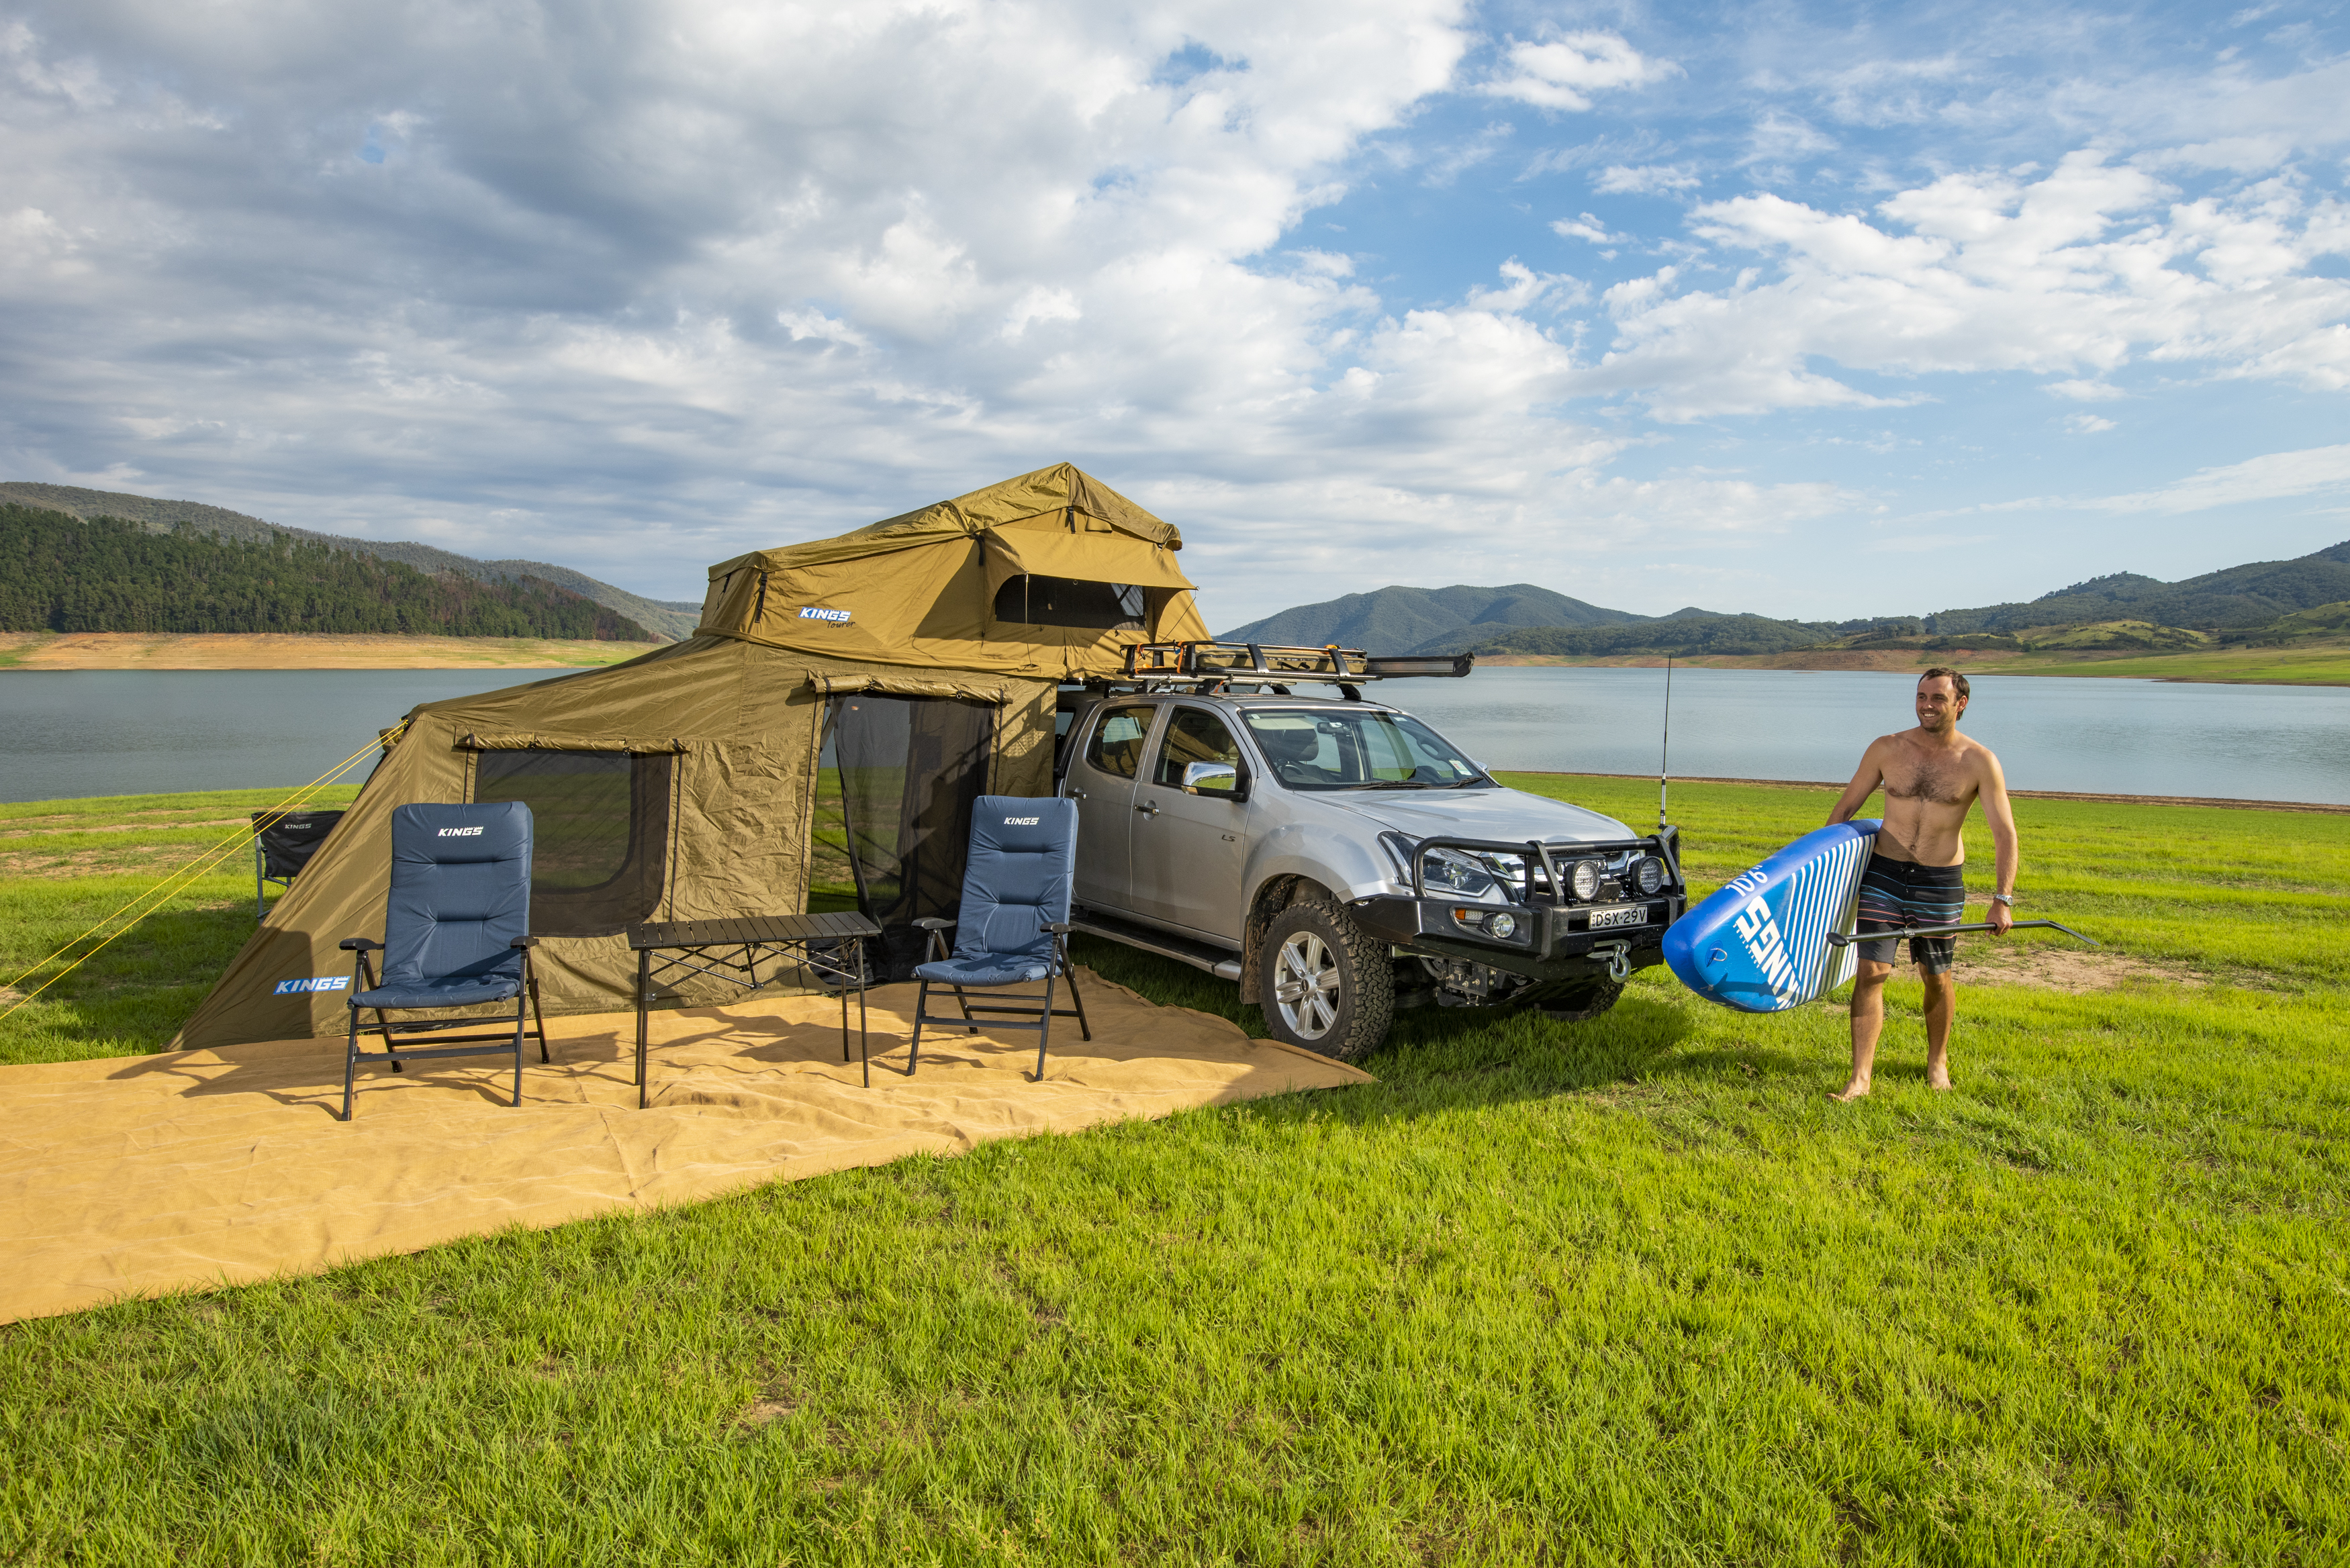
[{"x1": 1593, "y1": 940, "x2": 1634, "y2": 983}]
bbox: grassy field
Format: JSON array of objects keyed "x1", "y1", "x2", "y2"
[
  {"x1": 0, "y1": 632, "x2": 659, "y2": 670},
  {"x1": 1, "y1": 778, "x2": 2345, "y2": 1563},
  {"x1": 1483, "y1": 642, "x2": 2350, "y2": 685}
]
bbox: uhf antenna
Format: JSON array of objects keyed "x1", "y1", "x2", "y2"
[{"x1": 1658, "y1": 652, "x2": 1674, "y2": 831}]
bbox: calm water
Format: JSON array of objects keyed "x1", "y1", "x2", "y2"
[
  {"x1": 0, "y1": 671, "x2": 538, "y2": 803},
  {"x1": 3, "y1": 665, "x2": 2346, "y2": 805}
]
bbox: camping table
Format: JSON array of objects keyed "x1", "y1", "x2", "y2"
[{"x1": 624, "y1": 912, "x2": 882, "y2": 1106}]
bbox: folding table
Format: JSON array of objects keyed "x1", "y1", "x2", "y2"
[{"x1": 624, "y1": 912, "x2": 882, "y2": 1105}]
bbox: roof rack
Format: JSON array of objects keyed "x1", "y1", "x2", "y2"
[{"x1": 1111, "y1": 641, "x2": 1474, "y2": 696}]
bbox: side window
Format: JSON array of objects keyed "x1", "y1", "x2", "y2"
[
  {"x1": 1084, "y1": 705, "x2": 1156, "y2": 779},
  {"x1": 1153, "y1": 708, "x2": 1243, "y2": 791},
  {"x1": 473, "y1": 748, "x2": 672, "y2": 936}
]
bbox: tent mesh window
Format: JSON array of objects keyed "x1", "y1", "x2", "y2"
[
  {"x1": 822, "y1": 693, "x2": 995, "y2": 980},
  {"x1": 472, "y1": 749, "x2": 673, "y2": 937},
  {"x1": 992, "y1": 575, "x2": 1146, "y2": 631}
]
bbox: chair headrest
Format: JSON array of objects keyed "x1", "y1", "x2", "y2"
[
  {"x1": 968, "y1": 795, "x2": 1076, "y2": 856},
  {"x1": 391, "y1": 801, "x2": 532, "y2": 865}
]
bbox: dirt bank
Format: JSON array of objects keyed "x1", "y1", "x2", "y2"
[{"x1": 0, "y1": 632, "x2": 659, "y2": 671}]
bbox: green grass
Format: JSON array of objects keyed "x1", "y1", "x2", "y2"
[
  {"x1": 1984, "y1": 642, "x2": 2350, "y2": 685},
  {"x1": 2, "y1": 780, "x2": 2346, "y2": 1563}
]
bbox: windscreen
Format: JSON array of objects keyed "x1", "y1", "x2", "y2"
[{"x1": 1239, "y1": 709, "x2": 1489, "y2": 791}]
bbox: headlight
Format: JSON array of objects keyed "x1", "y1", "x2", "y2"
[
  {"x1": 1423, "y1": 846, "x2": 1497, "y2": 895},
  {"x1": 1633, "y1": 855, "x2": 1665, "y2": 896},
  {"x1": 1568, "y1": 859, "x2": 1603, "y2": 901},
  {"x1": 1488, "y1": 912, "x2": 1517, "y2": 939}
]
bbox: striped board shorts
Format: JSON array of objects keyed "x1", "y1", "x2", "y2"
[{"x1": 1855, "y1": 856, "x2": 1967, "y2": 975}]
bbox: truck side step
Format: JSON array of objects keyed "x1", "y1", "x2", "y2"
[{"x1": 1068, "y1": 908, "x2": 1243, "y2": 981}]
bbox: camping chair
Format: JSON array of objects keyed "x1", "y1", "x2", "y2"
[
  {"x1": 252, "y1": 808, "x2": 345, "y2": 920},
  {"x1": 906, "y1": 795, "x2": 1090, "y2": 1080},
  {"x1": 338, "y1": 801, "x2": 548, "y2": 1121}
]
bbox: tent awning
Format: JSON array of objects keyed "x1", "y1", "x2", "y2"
[{"x1": 979, "y1": 528, "x2": 1195, "y2": 599}]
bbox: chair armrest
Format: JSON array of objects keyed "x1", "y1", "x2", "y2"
[
  {"x1": 913, "y1": 917, "x2": 957, "y2": 930},
  {"x1": 339, "y1": 937, "x2": 382, "y2": 952},
  {"x1": 509, "y1": 936, "x2": 539, "y2": 949},
  {"x1": 1043, "y1": 922, "x2": 1074, "y2": 934}
]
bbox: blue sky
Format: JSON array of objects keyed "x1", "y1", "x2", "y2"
[{"x1": 2, "y1": 0, "x2": 2346, "y2": 630}]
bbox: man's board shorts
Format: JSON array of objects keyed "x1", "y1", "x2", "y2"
[{"x1": 1855, "y1": 856, "x2": 1967, "y2": 975}]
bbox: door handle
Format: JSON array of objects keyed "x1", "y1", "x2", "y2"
[
  {"x1": 1066, "y1": 787, "x2": 1087, "y2": 801},
  {"x1": 1135, "y1": 801, "x2": 1160, "y2": 818}
]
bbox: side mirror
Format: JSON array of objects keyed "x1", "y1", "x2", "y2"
[{"x1": 1183, "y1": 761, "x2": 1246, "y2": 799}]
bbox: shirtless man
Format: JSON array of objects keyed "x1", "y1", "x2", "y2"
[{"x1": 1824, "y1": 668, "x2": 2018, "y2": 1100}]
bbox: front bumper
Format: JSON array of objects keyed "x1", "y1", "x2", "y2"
[{"x1": 1347, "y1": 829, "x2": 1687, "y2": 983}]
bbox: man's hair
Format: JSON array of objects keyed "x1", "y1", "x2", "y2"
[{"x1": 1919, "y1": 667, "x2": 1969, "y2": 701}]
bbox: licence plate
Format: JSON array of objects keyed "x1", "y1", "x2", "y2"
[{"x1": 1587, "y1": 905, "x2": 1648, "y2": 930}]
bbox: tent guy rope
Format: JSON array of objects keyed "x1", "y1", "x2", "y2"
[{"x1": 0, "y1": 722, "x2": 403, "y2": 1026}]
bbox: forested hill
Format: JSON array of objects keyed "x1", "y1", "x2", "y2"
[
  {"x1": 0, "y1": 481, "x2": 700, "y2": 641},
  {"x1": 1218, "y1": 584, "x2": 1650, "y2": 652},
  {"x1": 0, "y1": 505, "x2": 657, "y2": 640}
]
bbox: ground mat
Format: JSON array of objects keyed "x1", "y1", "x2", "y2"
[{"x1": 0, "y1": 971, "x2": 1369, "y2": 1324}]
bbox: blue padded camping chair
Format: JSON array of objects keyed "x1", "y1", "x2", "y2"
[
  {"x1": 907, "y1": 795, "x2": 1090, "y2": 1080},
  {"x1": 339, "y1": 801, "x2": 547, "y2": 1121}
]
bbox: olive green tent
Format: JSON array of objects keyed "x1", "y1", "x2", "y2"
[{"x1": 175, "y1": 464, "x2": 1211, "y2": 1050}]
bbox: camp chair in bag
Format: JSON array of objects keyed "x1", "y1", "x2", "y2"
[
  {"x1": 338, "y1": 801, "x2": 547, "y2": 1121},
  {"x1": 906, "y1": 796, "x2": 1090, "y2": 1081},
  {"x1": 252, "y1": 808, "x2": 345, "y2": 920}
]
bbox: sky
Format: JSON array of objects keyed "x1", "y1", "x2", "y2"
[{"x1": 3, "y1": 1, "x2": 2347, "y2": 632}]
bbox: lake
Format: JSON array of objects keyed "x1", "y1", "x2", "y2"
[{"x1": 2, "y1": 665, "x2": 2345, "y2": 806}]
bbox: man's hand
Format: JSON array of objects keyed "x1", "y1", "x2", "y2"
[{"x1": 1989, "y1": 899, "x2": 2014, "y2": 936}]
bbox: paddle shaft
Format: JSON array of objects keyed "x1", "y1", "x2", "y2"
[{"x1": 1826, "y1": 918, "x2": 2099, "y2": 948}]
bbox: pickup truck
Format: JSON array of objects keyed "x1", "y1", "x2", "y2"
[{"x1": 1053, "y1": 643, "x2": 1687, "y2": 1060}]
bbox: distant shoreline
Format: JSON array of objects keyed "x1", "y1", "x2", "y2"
[
  {"x1": 1478, "y1": 644, "x2": 2350, "y2": 687},
  {"x1": 0, "y1": 632, "x2": 662, "y2": 671},
  {"x1": 1503, "y1": 770, "x2": 2350, "y2": 816}
]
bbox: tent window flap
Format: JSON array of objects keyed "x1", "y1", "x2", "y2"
[{"x1": 473, "y1": 749, "x2": 672, "y2": 936}]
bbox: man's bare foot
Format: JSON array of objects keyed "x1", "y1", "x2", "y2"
[
  {"x1": 1831, "y1": 1080, "x2": 1871, "y2": 1102},
  {"x1": 1928, "y1": 1071, "x2": 1953, "y2": 1091}
]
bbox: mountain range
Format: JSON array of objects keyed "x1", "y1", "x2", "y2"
[
  {"x1": 0, "y1": 483, "x2": 702, "y2": 642},
  {"x1": 1220, "y1": 540, "x2": 2350, "y2": 657}
]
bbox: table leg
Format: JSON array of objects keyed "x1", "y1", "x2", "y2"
[
  {"x1": 857, "y1": 938, "x2": 870, "y2": 1088},
  {"x1": 635, "y1": 946, "x2": 651, "y2": 1110}
]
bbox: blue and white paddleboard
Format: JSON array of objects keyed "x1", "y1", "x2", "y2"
[{"x1": 1663, "y1": 820, "x2": 1880, "y2": 1013}]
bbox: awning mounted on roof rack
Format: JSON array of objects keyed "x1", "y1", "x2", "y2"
[{"x1": 1118, "y1": 642, "x2": 1475, "y2": 685}]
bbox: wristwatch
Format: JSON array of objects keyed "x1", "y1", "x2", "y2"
[{"x1": 1990, "y1": 893, "x2": 2014, "y2": 905}]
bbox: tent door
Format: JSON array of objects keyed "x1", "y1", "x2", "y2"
[{"x1": 821, "y1": 693, "x2": 995, "y2": 981}]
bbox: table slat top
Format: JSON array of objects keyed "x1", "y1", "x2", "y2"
[{"x1": 627, "y1": 911, "x2": 880, "y2": 950}]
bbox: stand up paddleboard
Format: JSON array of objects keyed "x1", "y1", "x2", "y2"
[{"x1": 1664, "y1": 820, "x2": 1879, "y2": 1013}]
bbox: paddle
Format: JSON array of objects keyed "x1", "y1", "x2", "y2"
[{"x1": 1826, "y1": 920, "x2": 2099, "y2": 948}]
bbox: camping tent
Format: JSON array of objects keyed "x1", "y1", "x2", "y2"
[{"x1": 175, "y1": 464, "x2": 1211, "y2": 1050}]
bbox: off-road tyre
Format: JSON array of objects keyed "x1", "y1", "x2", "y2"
[
  {"x1": 1530, "y1": 977, "x2": 1624, "y2": 1024},
  {"x1": 1257, "y1": 896, "x2": 1394, "y2": 1062}
]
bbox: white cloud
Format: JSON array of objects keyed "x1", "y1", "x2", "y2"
[
  {"x1": 2046, "y1": 379, "x2": 2123, "y2": 400},
  {"x1": 2088, "y1": 443, "x2": 2350, "y2": 514},
  {"x1": 1579, "y1": 151, "x2": 2350, "y2": 420},
  {"x1": 1483, "y1": 32, "x2": 1675, "y2": 113},
  {"x1": 1550, "y1": 212, "x2": 1616, "y2": 244},
  {"x1": 2063, "y1": 413, "x2": 2116, "y2": 433},
  {"x1": 1594, "y1": 163, "x2": 1701, "y2": 195}
]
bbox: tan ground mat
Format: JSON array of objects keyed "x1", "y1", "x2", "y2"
[{"x1": 0, "y1": 971, "x2": 1370, "y2": 1324}]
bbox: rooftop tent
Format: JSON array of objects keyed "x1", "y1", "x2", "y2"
[{"x1": 174, "y1": 464, "x2": 1213, "y2": 1051}]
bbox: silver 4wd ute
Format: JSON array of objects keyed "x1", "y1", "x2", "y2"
[{"x1": 1055, "y1": 642, "x2": 1687, "y2": 1061}]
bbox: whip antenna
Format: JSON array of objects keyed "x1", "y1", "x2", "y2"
[{"x1": 1658, "y1": 652, "x2": 1673, "y2": 831}]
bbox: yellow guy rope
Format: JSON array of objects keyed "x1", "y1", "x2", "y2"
[{"x1": 0, "y1": 722, "x2": 408, "y2": 1026}]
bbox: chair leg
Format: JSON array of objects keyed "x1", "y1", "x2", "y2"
[
  {"x1": 528, "y1": 973, "x2": 549, "y2": 1064},
  {"x1": 950, "y1": 983, "x2": 978, "y2": 1034},
  {"x1": 510, "y1": 994, "x2": 526, "y2": 1108},
  {"x1": 1060, "y1": 942, "x2": 1092, "y2": 1042},
  {"x1": 343, "y1": 1005, "x2": 359, "y2": 1122},
  {"x1": 1034, "y1": 971, "x2": 1056, "y2": 1081},
  {"x1": 908, "y1": 977, "x2": 929, "y2": 1077}
]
